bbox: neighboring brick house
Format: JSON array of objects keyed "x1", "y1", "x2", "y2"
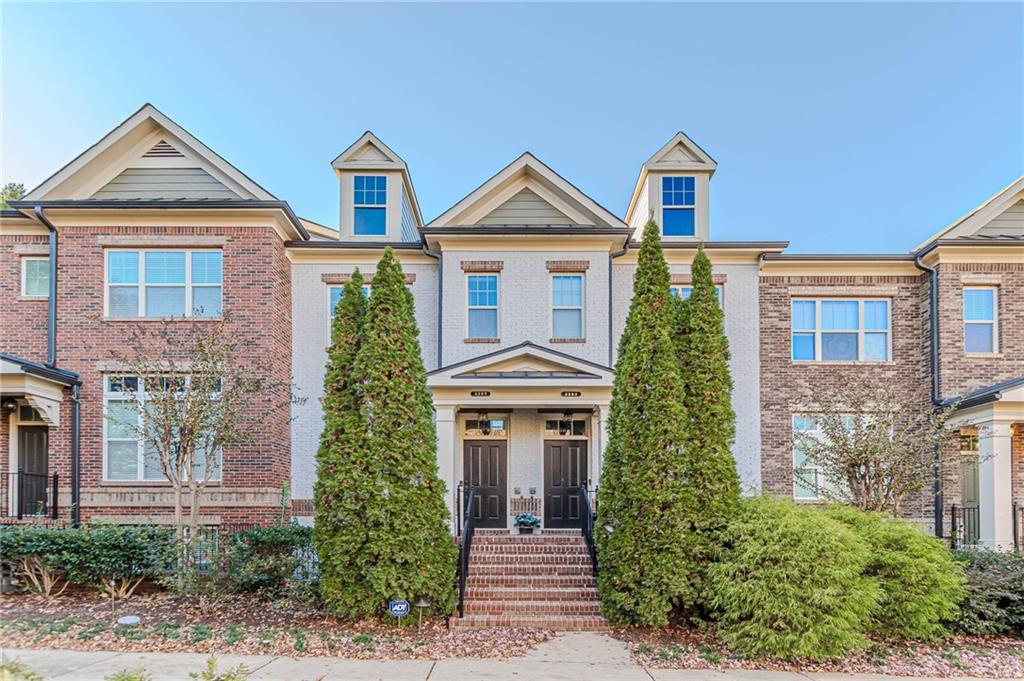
[{"x1": 2, "y1": 104, "x2": 1020, "y2": 551}]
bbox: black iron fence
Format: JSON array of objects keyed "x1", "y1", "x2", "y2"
[
  {"x1": 456, "y1": 483, "x2": 477, "y2": 618},
  {"x1": 580, "y1": 486, "x2": 598, "y2": 577},
  {"x1": 1015, "y1": 502, "x2": 1023, "y2": 552},
  {"x1": 950, "y1": 504, "x2": 981, "y2": 549},
  {"x1": 0, "y1": 472, "x2": 58, "y2": 520}
]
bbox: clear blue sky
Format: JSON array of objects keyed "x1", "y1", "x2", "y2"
[{"x1": 2, "y1": 2, "x2": 1021, "y2": 252}]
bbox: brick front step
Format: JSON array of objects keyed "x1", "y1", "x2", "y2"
[
  {"x1": 466, "y1": 574, "x2": 597, "y2": 588},
  {"x1": 464, "y1": 598, "x2": 603, "y2": 616},
  {"x1": 470, "y1": 553, "x2": 592, "y2": 566},
  {"x1": 465, "y1": 586, "x2": 598, "y2": 601},
  {"x1": 471, "y1": 563, "x2": 594, "y2": 576},
  {"x1": 449, "y1": 614, "x2": 609, "y2": 632},
  {"x1": 472, "y1": 543, "x2": 589, "y2": 554},
  {"x1": 472, "y1": 535, "x2": 585, "y2": 545}
]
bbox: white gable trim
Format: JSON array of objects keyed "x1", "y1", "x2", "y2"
[
  {"x1": 26, "y1": 104, "x2": 276, "y2": 201},
  {"x1": 427, "y1": 342, "x2": 614, "y2": 388},
  {"x1": 913, "y1": 176, "x2": 1024, "y2": 252},
  {"x1": 459, "y1": 176, "x2": 590, "y2": 226},
  {"x1": 331, "y1": 131, "x2": 407, "y2": 170},
  {"x1": 644, "y1": 131, "x2": 717, "y2": 172}
]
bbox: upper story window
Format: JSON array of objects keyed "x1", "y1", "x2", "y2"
[
  {"x1": 354, "y1": 175, "x2": 387, "y2": 236},
  {"x1": 963, "y1": 287, "x2": 997, "y2": 354},
  {"x1": 103, "y1": 375, "x2": 221, "y2": 482},
  {"x1": 662, "y1": 176, "x2": 695, "y2": 236},
  {"x1": 791, "y1": 298, "x2": 890, "y2": 362},
  {"x1": 329, "y1": 284, "x2": 370, "y2": 318},
  {"x1": 467, "y1": 274, "x2": 499, "y2": 339},
  {"x1": 106, "y1": 250, "x2": 222, "y2": 318},
  {"x1": 21, "y1": 257, "x2": 49, "y2": 297},
  {"x1": 551, "y1": 275, "x2": 584, "y2": 339},
  {"x1": 670, "y1": 285, "x2": 722, "y2": 305}
]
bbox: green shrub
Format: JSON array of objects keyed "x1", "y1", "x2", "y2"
[
  {"x1": 954, "y1": 549, "x2": 1024, "y2": 636},
  {"x1": 707, "y1": 496, "x2": 878, "y2": 661},
  {"x1": 0, "y1": 525, "x2": 77, "y2": 597},
  {"x1": 226, "y1": 524, "x2": 316, "y2": 598},
  {"x1": 825, "y1": 505, "x2": 964, "y2": 640}
]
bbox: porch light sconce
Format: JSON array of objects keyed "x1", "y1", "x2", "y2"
[
  {"x1": 477, "y1": 411, "x2": 491, "y2": 436},
  {"x1": 1, "y1": 399, "x2": 16, "y2": 415},
  {"x1": 559, "y1": 410, "x2": 573, "y2": 436}
]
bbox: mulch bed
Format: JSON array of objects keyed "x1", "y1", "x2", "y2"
[
  {"x1": 0, "y1": 591, "x2": 552, "y2": 659},
  {"x1": 617, "y1": 626, "x2": 1024, "y2": 678}
]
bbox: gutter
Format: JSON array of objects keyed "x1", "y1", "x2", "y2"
[
  {"x1": 913, "y1": 249, "x2": 942, "y2": 538},
  {"x1": 608, "y1": 241, "x2": 630, "y2": 367},
  {"x1": 33, "y1": 206, "x2": 58, "y2": 367},
  {"x1": 420, "y1": 240, "x2": 443, "y2": 369},
  {"x1": 70, "y1": 384, "x2": 81, "y2": 526}
]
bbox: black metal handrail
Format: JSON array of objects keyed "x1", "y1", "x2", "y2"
[
  {"x1": 456, "y1": 483, "x2": 477, "y2": 617},
  {"x1": 950, "y1": 504, "x2": 980, "y2": 549},
  {"x1": 1014, "y1": 502, "x2": 1022, "y2": 552},
  {"x1": 580, "y1": 486, "x2": 598, "y2": 577},
  {"x1": 1, "y1": 471, "x2": 59, "y2": 520}
]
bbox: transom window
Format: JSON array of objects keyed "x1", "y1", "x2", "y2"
[
  {"x1": 963, "y1": 287, "x2": 997, "y2": 354},
  {"x1": 106, "y1": 250, "x2": 222, "y2": 318},
  {"x1": 354, "y1": 175, "x2": 387, "y2": 236},
  {"x1": 791, "y1": 299, "x2": 890, "y2": 362},
  {"x1": 21, "y1": 257, "x2": 49, "y2": 297},
  {"x1": 543, "y1": 418, "x2": 587, "y2": 437},
  {"x1": 551, "y1": 275, "x2": 584, "y2": 339},
  {"x1": 463, "y1": 417, "x2": 507, "y2": 438},
  {"x1": 467, "y1": 275, "x2": 499, "y2": 339},
  {"x1": 329, "y1": 285, "x2": 370, "y2": 318},
  {"x1": 103, "y1": 375, "x2": 221, "y2": 482},
  {"x1": 662, "y1": 176, "x2": 696, "y2": 236}
]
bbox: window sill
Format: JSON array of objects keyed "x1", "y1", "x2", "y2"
[
  {"x1": 99, "y1": 480, "x2": 222, "y2": 487},
  {"x1": 102, "y1": 316, "x2": 223, "y2": 323},
  {"x1": 791, "y1": 360, "x2": 894, "y2": 366},
  {"x1": 549, "y1": 338, "x2": 586, "y2": 344},
  {"x1": 964, "y1": 352, "x2": 1003, "y2": 359},
  {"x1": 464, "y1": 338, "x2": 500, "y2": 344},
  {"x1": 17, "y1": 296, "x2": 48, "y2": 302}
]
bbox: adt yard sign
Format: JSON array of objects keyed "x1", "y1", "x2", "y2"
[{"x1": 388, "y1": 599, "x2": 410, "y2": 619}]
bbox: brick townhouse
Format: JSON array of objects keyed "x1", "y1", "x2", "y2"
[{"x1": 1, "y1": 104, "x2": 1021, "y2": 551}]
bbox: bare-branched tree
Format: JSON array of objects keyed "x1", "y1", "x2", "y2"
[{"x1": 792, "y1": 377, "x2": 965, "y2": 515}]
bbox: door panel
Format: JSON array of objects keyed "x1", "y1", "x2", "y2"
[
  {"x1": 17, "y1": 426, "x2": 49, "y2": 516},
  {"x1": 544, "y1": 440, "x2": 588, "y2": 528},
  {"x1": 463, "y1": 440, "x2": 507, "y2": 529}
]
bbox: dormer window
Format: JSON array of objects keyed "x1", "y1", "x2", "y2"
[
  {"x1": 354, "y1": 175, "x2": 387, "y2": 235},
  {"x1": 662, "y1": 176, "x2": 695, "y2": 236}
]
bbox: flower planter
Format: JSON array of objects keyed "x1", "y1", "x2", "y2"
[{"x1": 517, "y1": 526, "x2": 535, "y2": 535}]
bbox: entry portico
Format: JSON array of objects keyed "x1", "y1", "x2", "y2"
[{"x1": 427, "y1": 342, "x2": 612, "y2": 531}]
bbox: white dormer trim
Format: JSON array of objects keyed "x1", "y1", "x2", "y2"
[
  {"x1": 626, "y1": 132, "x2": 716, "y2": 239},
  {"x1": 643, "y1": 131, "x2": 717, "y2": 173},
  {"x1": 332, "y1": 131, "x2": 424, "y2": 230},
  {"x1": 428, "y1": 152, "x2": 627, "y2": 229}
]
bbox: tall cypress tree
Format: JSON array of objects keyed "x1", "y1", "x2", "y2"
[
  {"x1": 349, "y1": 247, "x2": 457, "y2": 616},
  {"x1": 596, "y1": 221, "x2": 695, "y2": 626},
  {"x1": 313, "y1": 270, "x2": 376, "y2": 616},
  {"x1": 673, "y1": 244, "x2": 740, "y2": 608}
]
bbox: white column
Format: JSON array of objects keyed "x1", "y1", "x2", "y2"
[
  {"x1": 435, "y1": 406, "x2": 458, "y2": 535},
  {"x1": 978, "y1": 419, "x2": 1014, "y2": 550}
]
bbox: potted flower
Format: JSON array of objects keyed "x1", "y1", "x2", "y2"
[{"x1": 514, "y1": 512, "x2": 541, "y2": 535}]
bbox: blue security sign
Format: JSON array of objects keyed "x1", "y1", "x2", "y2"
[{"x1": 388, "y1": 599, "x2": 411, "y2": 618}]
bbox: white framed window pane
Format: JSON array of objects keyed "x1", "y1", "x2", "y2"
[
  {"x1": 468, "y1": 309, "x2": 498, "y2": 338},
  {"x1": 144, "y1": 252, "x2": 186, "y2": 284},
  {"x1": 192, "y1": 287, "x2": 222, "y2": 317},
  {"x1": 791, "y1": 300, "x2": 815, "y2": 330},
  {"x1": 107, "y1": 252, "x2": 139, "y2": 283},
  {"x1": 864, "y1": 333, "x2": 888, "y2": 361},
  {"x1": 964, "y1": 323, "x2": 994, "y2": 353},
  {"x1": 146, "y1": 287, "x2": 186, "y2": 316},
  {"x1": 552, "y1": 276, "x2": 582, "y2": 306},
  {"x1": 107, "y1": 401, "x2": 138, "y2": 438},
  {"x1": 794, "y1": 469, "x2": 819, "y2": 499},
  {"x1": 106, "y1": 441, "x2": 139, "y2": 480},
  {"x1": 192, "y1": 445, "x2": 222, "y2": 481},
  {"x1": 792, "y1": 415, "x2": 817, "y2": 431},
  {"x1": 24, "y1": 259, "x2": 49, "y2": 296},
  {"x1": 191, "y1": 252, "x2": 222, "y2": 284},
  {"x1": 863, "y1": 301, "x2": 889, "y2": 330},
  {"x1": 109, "y1": 286, "x2": 139, "y2": 317},
  {"x1": 553, "y1": 309, "x2": 583, "y2": 338},
  {"x1": 143, "y1": 444, "x2": 165, "y2": 481},
  {"x1": 821, "y1": 332, "x2": 857, "y2": 360},
  {"x1": 468, "y1": 275, "x2": 497, "y2": 306},
  {"x1": 963, "y1": 289, "x2": 994, "y2": 321},
  {"x1": 792, "y1": 333, "x2": 815, "y2": 360},
  {"x1": 821, "y1": 301, "x2": 858, "y2": 330}
]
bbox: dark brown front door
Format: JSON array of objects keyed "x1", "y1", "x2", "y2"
[
  {"x1": 17, "y1": 426, "x2": 48, "y2": 516},
  {"x1": 544, "y1": 440, "x2": 587, "y2": 528},
  {"x1": 463, "y1": 440, "x2": 507, "y2": 529}
]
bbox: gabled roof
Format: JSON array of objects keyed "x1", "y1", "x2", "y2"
[
  {"x1": 427, "y1": 153, "x2": 627, "y2": 230},
  {"x1": 25, "y1": 103, "x2": 277, "y2": 202},
  {"x1": 427, "y1": 341, "x2": 614, "y2": 388},
  {"x1": 913, "y1": 175, "x2": 1024, "y2": 252},
  {"x1": 941, "y1": 376, "x2": 1024, "y2": 410},
  {"x1": 330, "y1": 131, "x2": 424, "y2": 228},
  {"x1": 626, "y1": 131, "x2": 716, "y2": 226}
]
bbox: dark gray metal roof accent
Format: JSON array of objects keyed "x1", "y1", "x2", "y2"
[
  {"x1": 941, "y1": 376, "x2": 1024, "y2": 410},
  {"x1": 7, "y1": 199, "x2": 310, "y2": 240},
  {"x1": 422, "y1": 225, "x2": 633, "y2": 235},
  {"x1": 428, "y1": 340, "x2": 613, "y2": 376},
  {"x1": 453, "y1": 371, "x2": 600, "y2": 379},
  {"x1": 0, "y1": 352, "x2": 80, "y2": 386},
  {"x1": 1, "y1": 209, "x2": 28, "y2": 218},
  {"x1": 284, "y1": 240, "x2": 424, "y2": 249},
  {"x1": 762, "y1": 253, "x2": 915, "y2": 261}
]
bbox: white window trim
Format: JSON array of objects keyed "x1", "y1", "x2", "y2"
[
  {"x1": 104, "y1": 248, "x2": 222, "y2": 319},
  {"x1": 20, "y1": 256, "x2": 49, "y2": 298},
  {"x1": 670, "y1": 284, "x2": 724, "y2": 307},
  {"x1": 790, "y1": 298, "x2": 892, "y2": 363},
  {"x1": 102, "y1": 375, "x2": 222, "y2": 483},
  {"x1": 328, "y1": 284, "x2": 371, "y2": 318},
  {"x1": 550, "y1": 273, "x2": 585, "y2": 339},
  {"x1": 661, "y1": 175, "x2": 697, "y2": 237},
  {"x1": 792, "y1": 415, "x2": 825, "y2": 500},
  {"x1": 352, "y1": 174, "x2": 388, "y2": 238},
  {"x1": 466, "y1": 273, "x2": 500, "y2": 339},
  {"x1": 963, "y1": 286, "x2": 998, "y2": 355}
]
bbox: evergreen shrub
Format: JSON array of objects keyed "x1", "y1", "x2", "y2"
[{"x1": 954, "y1": 549, "x2": 1024, "y2": 636}]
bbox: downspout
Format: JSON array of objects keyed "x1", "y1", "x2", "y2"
[
  {"x1": 70, "y1": 383, "x2": 81, "y2": 526},
  {"x1": 421, "y1": 240, "x2": 443, "y2": 368},
  {"x1": 608, "y1": 240, "x2": 630, "y2": 367},
  {"x1": 914, "y1": 249, "x2": 942, "y2": 538},
  {"x1": 33, "y1": 206, "x2": 58, "y2": 367}
]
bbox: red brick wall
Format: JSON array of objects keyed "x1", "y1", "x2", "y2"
[
  {"x1": 1, "y1": 225, "x2": 291, "y2": 525},
  {"x1": 1, "y1": 234, "x2": 50, "y2": 363},
  {"x1": 758, "y1": 273, "x2": 933, "y2": 521}
]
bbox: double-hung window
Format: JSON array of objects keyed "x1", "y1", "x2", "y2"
[
  {"x1": 662, "y1": 176, "x2": 696, "y2": 236},
  {"x1": 21, "y1": 257, "x2": 49, "y2": 297},
  {"x1": 551, "y1": 275, "x2": 584, "y2": 339},
  {"x1": 329, "y1": 285, "x2": 370, "y2": 318},
  {"x1": 106, "y1": 250, "x2": 222, "y2": 318},
  {"x1": 103, "y1": 375, "x2": 222, "y2": 482},
  {"x1": 792, "y1": 415, "x2": 823, "y2": 500},
  {"x1": 791, "y1": 298, "x2": 890, "y2": 362},
  {"x1": 670, "y1": 285, "x2": 722, "y2": 305},
  {"x1": 467, "y1": 274, "x2": 498, "y2": 339},
  {"x1": 963, "y1": 287, "x2": 997, "y2": 353},
  {"x1": 354, "y1": 175, "x2": 387, "y2": 236}
]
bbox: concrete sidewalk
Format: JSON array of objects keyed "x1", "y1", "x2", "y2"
[{"x1": 4, "y1": 634, "x2": 1020, "y2": 681}]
